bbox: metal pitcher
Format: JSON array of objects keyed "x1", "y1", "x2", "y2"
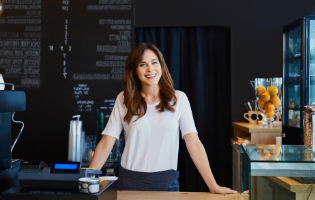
[{"x1": 68, "y1": 115, "x2": 84, "y2": 162}]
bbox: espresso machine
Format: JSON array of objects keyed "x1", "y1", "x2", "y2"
[{"x1": 0, "y1": 83, "x2": 26, "y2": 194}]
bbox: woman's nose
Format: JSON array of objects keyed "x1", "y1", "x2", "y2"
[{"x1": 147, "y1": 64, "x2": 153, "y2": 71}]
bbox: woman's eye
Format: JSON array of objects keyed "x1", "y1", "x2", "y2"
[
  {"x1": 152, "y1": 62, "x2": 158, "y2": 65},
  {"x1": 139, "y1": 63, "x2": 146, "y2": 67}
]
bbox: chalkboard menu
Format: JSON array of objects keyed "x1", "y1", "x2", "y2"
[{"x1": 0, "y1": 0, "x2": 134, "y2": 163}]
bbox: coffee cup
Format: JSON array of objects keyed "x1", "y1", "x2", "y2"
[{"x1": 244, "y1": 111, "x2": 264, "y2": 124}]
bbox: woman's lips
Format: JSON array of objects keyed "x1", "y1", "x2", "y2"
[{"x1": 145, "y1": 73, "x2": 157, "y2": 79}]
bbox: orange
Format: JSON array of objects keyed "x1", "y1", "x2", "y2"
[
  {"x1": 256, "y1": 86, "x2": 266, "y2": 97},
  {"x1": 260, "y1": 92, "x2": 270, "y2": 102},
  {"x1": 270, "y1": 95, "x2": 281, "y2": 107},
  {"x1": 264, "y1": 111, "x2": 274, "y2": 118},
  {"x1": 257, "y1": 99, "x2": 266, "y2": 108},
  {"x1": 268, "y1": 86, "x2": 278, "y2": 96},
  {"x1": 265, "y1": 145, "x2": 275, "y2": 150},
  {"x1": 264, "y1": 102, "x2": 275, "y2": 112},
  {"x1": 270, "y1": 146, "x2": 281, "y2": 156},
  {"x1": 261, "y1": 151, "x2": 271, "y2": 159},
  {"x1": 270, "y1": 155, "x2": 279, "y2": 161},
  {"x1": 258, "y1": 144, "x2": 264, "y2": 152}
]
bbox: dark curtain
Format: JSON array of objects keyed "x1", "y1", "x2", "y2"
[{"x1": 135, "y1": 27, "x2": 232, "y2": 192}]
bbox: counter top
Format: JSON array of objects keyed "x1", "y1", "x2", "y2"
[
  {"x1": 1, "y1": 188, "x2": 248, "y2": 200},
  {"x1": 232, "y1": 122, "x2": 282, "y2": 133},
  {"x1": 117, "y1": 191, "x2": 247, "y2": 200}
]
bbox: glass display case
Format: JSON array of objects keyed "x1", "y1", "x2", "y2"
[
  {"x1": 240, "y1": 144, "x2": 315, "y2": 200},
  {"x1": 282, "y1": 16, "x2": 315, "y2": 144}
]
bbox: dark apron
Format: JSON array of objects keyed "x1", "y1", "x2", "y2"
[{"x1": 117, "y1": 166, "x2": 180, "y2": 191}]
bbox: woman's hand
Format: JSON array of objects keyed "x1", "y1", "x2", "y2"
[{"x1": 210, "y1": 185, "x2": 238, "y2": 194}]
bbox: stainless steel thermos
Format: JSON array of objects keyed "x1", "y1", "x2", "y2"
[{"x1": 68, "y1": 115, "x2": 85, "y2": 162}]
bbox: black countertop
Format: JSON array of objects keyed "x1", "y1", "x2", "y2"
[{"x1": 1, "y1": 180, "x2": 117, "y2": 200}]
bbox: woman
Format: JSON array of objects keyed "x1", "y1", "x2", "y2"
[{"x1": 89, "y1": 43, "x2": 236, "y2": 193}]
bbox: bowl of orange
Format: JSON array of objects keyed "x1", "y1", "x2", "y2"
[{"x1": 256, "y1": 83, "x2": 282, "y2": 128}]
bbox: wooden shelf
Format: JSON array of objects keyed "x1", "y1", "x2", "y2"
[
  {"x1": 267, "y1": 177, "x2": 315, "y2": 200},
  {"x1": 232, "y1": 122, "x2": 282, "y2": 133},
  {"x1": 267, "y1": 176, "x2": 314, "y2": 193}
]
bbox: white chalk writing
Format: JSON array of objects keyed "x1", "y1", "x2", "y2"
[
  {"x1": 99, "y1": 0, "x2": 131, "y2": 4},
  {"x1": 95, "y1": 61, "x2": 125, "y2": 67},
  {"x1": 87, "y1": 5, "x2": 131, "y2": 10},
  {"x1": 96, "y1": 45, "x2": 130, "y2": 53},
  {"x1": 72, "y1": 73, "x2": 111, "y2": 80}
]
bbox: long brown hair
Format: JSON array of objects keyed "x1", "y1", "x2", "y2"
[{"x1": 123, "y1": 43, "x2": 177, "y2": 124}]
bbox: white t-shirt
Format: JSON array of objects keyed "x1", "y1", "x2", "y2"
[{"x1": 102, "y1": 90, "x2": 198, "y2": 172}]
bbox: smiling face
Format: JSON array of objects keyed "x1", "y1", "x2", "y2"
[{"x1": 135, "y1": 49, "x2": 162, "y2": 88}]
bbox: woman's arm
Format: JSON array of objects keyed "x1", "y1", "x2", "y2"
[
  {"x1": 183, "y1": 133, "x2": 237, "y2": 194},
  {"x1": 89, "y1": 135, "x2": 117, "y2": 170}
]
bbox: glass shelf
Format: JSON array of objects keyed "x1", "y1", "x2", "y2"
[
  {"x1": 285, "y1": 56, "x2": 301, "y2": 60},
  {"x1": 287, "y1": 81, "x2": 300, "y2": 84},
  {"x1": 287, "y1": 77, "x2": 301, "y2": 83},
  {"x1": 287, "y1": 108, "x2": 300, "y2": 111},
  {"x1": 241, "y1": 144, "x2": 315, "y2": 162}
]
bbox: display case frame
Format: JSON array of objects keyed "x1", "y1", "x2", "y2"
[
  {"x1": 240, "y1": 144, "x2": 315, "y2": 200},
  {"x1": 282, "y1": 16, "x2": 315, "y2": 145}
]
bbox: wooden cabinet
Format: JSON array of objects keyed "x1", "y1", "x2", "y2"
[{"x1": 232, "y1": 122, "x2": 282, "y2": 144}]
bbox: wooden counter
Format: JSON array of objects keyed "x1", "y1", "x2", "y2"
[
  {"x1": 117, "y1": 190, "x2": 247, "y2": 200},
  {"x1": 232, "y1": 122, "x2": 282, "y2": 144}
]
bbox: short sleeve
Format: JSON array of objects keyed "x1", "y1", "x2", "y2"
[
  {"x1": 179, "y1": 93, "x2": 198, "y2": 138},
  {"x1": 101, "y1": 93, "x2": 123, "y2": 140}
]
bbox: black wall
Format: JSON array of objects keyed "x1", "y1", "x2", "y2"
[
  {"x1": 3, "y1": 0, "x2": 134, "y2": 165},
  {"x1": 134, "y1": 0, "x2": 315, "y2": 122}
]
